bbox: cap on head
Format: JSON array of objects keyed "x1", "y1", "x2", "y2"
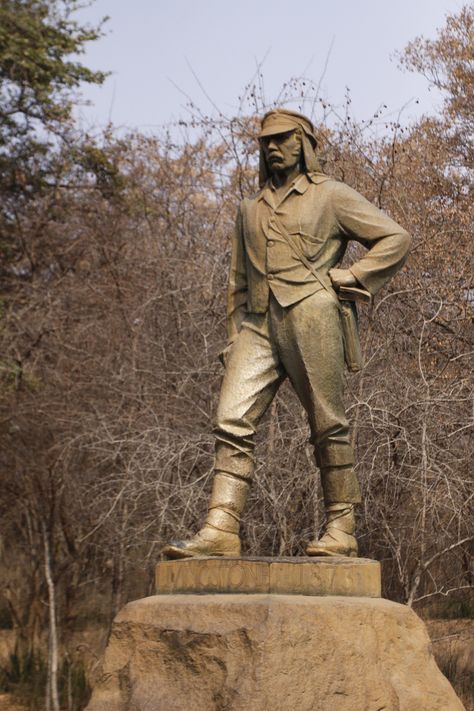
[{"x1": 259, "y1": 108, "x2": 317, "y2": 145}]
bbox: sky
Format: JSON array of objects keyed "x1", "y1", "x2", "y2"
[{"x1": 75, "y1": 0, "x2": 464, "y2": 134}]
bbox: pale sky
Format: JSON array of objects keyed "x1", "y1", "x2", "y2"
[{"x1": 75, "y1": 0, "x2": 464, "y2": 133}]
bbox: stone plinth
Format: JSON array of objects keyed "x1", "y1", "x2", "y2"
[
  {"x1": 155, "y1": 555, "x2": 381, "y2": 597},
  {"x1": 85, "y1": 594, "x2": 465, "y2": 711}
]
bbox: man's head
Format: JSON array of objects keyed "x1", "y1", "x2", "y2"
[
  {"x1": 258, "y1": 108, "x2": 321, "y2": 185},
  {"x1": 260, "y1": 130, "x2": 302, "y2": 175}
]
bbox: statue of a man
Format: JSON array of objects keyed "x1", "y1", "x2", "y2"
[{"x1": 164, "y1": 108, "x2": 410, "y2": 559}]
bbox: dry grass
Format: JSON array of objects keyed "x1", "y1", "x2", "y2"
[
  {"x1": 0, "y1": 694, "x2": 27, "y2": 711},
  {"x1": 426, "y1": 619, "x2": 474, "y2": 710}
]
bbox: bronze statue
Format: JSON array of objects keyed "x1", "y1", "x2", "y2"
[{"x1": 163, "y1": 108, "x2": 410, "y2": 559}]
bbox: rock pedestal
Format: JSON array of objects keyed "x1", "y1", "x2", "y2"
[{"x1": 86, "y1": 558, "x2": 465, "y2": 711}]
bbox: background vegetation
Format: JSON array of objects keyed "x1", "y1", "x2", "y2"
[{"x1": 0, "y1": 1, "x2": 472, "y2": 708}]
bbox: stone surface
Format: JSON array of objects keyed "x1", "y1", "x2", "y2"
[
  {"x1": 85, "y1": 594, "x2": 465, "y2": 711},
  {"x1": 155, "y1": 555, "x2": 381, "y2": 597}
]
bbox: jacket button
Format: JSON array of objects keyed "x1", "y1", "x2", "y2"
[
  {"x1": 268, "y1": 240, "x2": 274, "y2": 246},
  {"x1": 268, "y1": 273, "x2": 275, "y2": 281}
]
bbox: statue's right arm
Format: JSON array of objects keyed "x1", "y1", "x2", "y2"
[{"x1": 226, "y1": 204, "x2": 248, "y2": 345}]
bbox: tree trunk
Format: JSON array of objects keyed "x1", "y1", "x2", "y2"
[{"x1": 43, "y1": 527, "x2": 60, "y2": 711}]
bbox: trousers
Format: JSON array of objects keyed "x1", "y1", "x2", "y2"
[{"x1": 213, "y1": 290, "x2": 362, "y2": 504}]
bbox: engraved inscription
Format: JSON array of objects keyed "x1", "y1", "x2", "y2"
[{"x1": 156, "y1": 558, "x2": 381, "y2": 598}]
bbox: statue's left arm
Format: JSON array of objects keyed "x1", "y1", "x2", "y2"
[{"x1": 331, "y1": 182, "x2": 411, "y2": 296}]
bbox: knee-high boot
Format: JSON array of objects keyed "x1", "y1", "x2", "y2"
[
  {"x1": 306, "y1": 502, "x2": 358, "y2": 557},
  {"x1": 162, "y1": 472, "x2": 249, "y2": 559}
]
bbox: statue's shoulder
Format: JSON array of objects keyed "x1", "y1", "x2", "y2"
[
  {"x1": 245, "y1": 187, "x2": 263, "y2": 203},
  {"x1": 308, "y1": 171, "x2": 334, "y2": 186},
  {"x1": 307, "y1": 173, "x2": 343, "y2": 204},
  {"x1": 313, "y1": 173, "x2": 363, "y2": 191},
  {"x1": 309, "y1": 173, "x2": 363, "y2": 201},
  {"x1": 238, "y1": 191, "x2": 261, "y2": 214}
]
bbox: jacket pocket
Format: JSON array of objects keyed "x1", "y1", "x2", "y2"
[{"x1": 288, "y1": 230, "x2": 324, "y2": 261}]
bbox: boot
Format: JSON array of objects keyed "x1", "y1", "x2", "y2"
[
  {"x1": 306, "y1": 503, "x2": 358, "y2": 557},
  {"x1": 162, "y1": 472, "x2": 249, "y2": 559}
]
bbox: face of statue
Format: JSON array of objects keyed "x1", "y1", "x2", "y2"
[{"x1": 261, "y1": 129, "x2": 302, "y2": 174}]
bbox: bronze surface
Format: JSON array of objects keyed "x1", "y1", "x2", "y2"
[{"x1": 163, "y1": 108, "x2": 411, "y2": 560}]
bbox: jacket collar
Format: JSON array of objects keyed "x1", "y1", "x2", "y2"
[{"x1": 258, "y1": 172, "x2": 311, "y2": 206}]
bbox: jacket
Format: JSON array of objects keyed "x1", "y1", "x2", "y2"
[{"x1": 227, "y1": 172, "x2": 411, "y2": 342}]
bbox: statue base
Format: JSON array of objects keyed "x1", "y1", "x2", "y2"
[
  {"x1": 85, "y1": 591, "x2": 465, "y2": 711},
  {"x1": 155, "y1": 555, "x2": 381, "y2": 597}
]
